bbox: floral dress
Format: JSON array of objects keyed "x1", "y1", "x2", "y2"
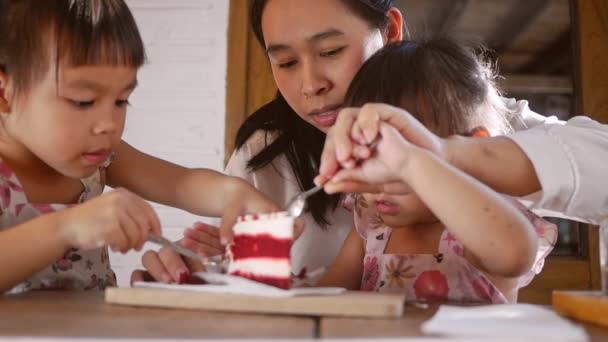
[
  {"x1": 0, "y1": 159, "x2": 116, "y2": 294},
  {"x1": 352, "y1": 196, "x2": 558, "y2": 303}
]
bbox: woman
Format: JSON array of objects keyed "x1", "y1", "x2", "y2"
[{"x1": 133, "y1": 0, "x2": 608, "y2": 285}]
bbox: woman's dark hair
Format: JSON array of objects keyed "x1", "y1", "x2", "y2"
[
  {"x1": 344, "y1": 37, "x2": 512, "y2": 137},
  {"x1": 237, "y1": 0, "x2": 397, "y2": 227},
  {"x1": 0, "y1": 0, "x2": 145, "y2": 98}
]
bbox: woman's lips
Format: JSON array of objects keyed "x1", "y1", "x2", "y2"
[{"x1": 311, "y1": 109, "x2": 339, "y2": 127}]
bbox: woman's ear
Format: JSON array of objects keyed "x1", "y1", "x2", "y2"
[
  {"x1": 384, "y1": 7, "x2": 403, "y2": 44},
  {"x1": 0, "y1": 70, "x2": 11, "y2": 113},
  {"x1": 468, "y1": 126, "x2": 491, "y2": 138}
]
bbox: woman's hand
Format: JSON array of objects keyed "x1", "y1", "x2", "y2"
[
  {"x1": 317, "y1": 103, "x2": 445, "y2": 194},
  {"x1": 324, "y1": 123, "x2": 420, "y2": 194}
]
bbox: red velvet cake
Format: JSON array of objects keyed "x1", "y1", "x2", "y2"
[{"x1": 227, "y1": 212, "x2": 294, "y2": 289}]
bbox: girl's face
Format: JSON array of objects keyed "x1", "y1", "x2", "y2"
[
  {"x1": 362, "y1": 192, "x2": 437, "y2": 228},
  {"x1": 261, "y1": 0, "x2": 395, "y2": 133},
  {"x1": 1, "y1": 61, "x2": 136, "y2": 178}
]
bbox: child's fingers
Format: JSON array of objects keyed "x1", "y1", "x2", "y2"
[
  {"x1": 293, "y1": 217, "x2": 305, "y2": 240},
  {"x1": 130, "y1": 270, "x2": 152, "y2": 284},
  {"x1": 116, "y1": 210, "x2": 139, "y2": 253},
  {"x1": 218, "y1": 206, "x2": 238, "y2": 245},
  {"x1": 319, "y1": 107, "x2": 358, "y2": 177},
  {"x1": 180, "y1": 237, "x2": 224, "y2": 257},
  {"x1": 351, "y1": 124, "x2": 367, "y2": 146},
  {"x1": 331, "y1": 107, "x2": 358, "y2": 162},
  {"x1": 141, "y1": 250, "x2": 174, "y2": 283},
  {"x1": 356, "y1": 104, "x2": 382, "y2": 144},
  {"x1": 351, "y1": 144, "x2": 371, "y2": 160},
  {"x1": 183, "y1": 227, "x2": 223, "y2": 251},
  {"x1": 104, "y1": 213, "x2": 129, "y2": 253},
  {"x1": 183, "y1": 255, "x2": 206, "y2": 273},
  {"x1": 313, "y1": 174, "x2": 330, "y2": 187},
  {"x1": 330, "y1": 168, "x2": 367, "y2": 184},
  {"x1": 123, "y1": 203, "x2": 151, "y2": 251},
  {"x1": 193, "y1": 222, "x2": 220, "y2": 237},
  {"x1": 325, "y1": 180, "x2": 382, "y2": 195},
  {"x1": 132, "y1": 196, "x2": 162, "y2": 239}
]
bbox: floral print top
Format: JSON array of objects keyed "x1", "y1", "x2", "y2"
[
  {"x1": 352, "y1": 196, "x2": 558, "y2": 303},
  {"x1": 0, "y1": 158, "x2": 116, "y2": 294}
]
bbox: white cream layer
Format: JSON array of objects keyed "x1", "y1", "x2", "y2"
[
  {"x1": 228, "y1": 258, "x2": 291, "y2": 277},
  {"x1": 233, "y1": 216, "x2": 294, "y2": 239}
]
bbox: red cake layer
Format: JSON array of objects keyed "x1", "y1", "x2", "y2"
[
  {"x1": 230, "y1": 271, "x2": 290, "y2": 290},
  {"x1": 230, "y1": 234, "x2": 292, "y2": 261}
]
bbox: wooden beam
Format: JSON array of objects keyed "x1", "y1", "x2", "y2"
[
  {"x1": 498, "y1": 74, "x2": 573, "y2": 94},
  {"x1": 517, "y1": 29, "x2": 573, "y2": 74},
  {"x1": 428, "y1": 0, "x2": 469, "y2": 34},
  {"x1": 486, "y1": 0, "x2": 551, "y2": 53},
  {"x1": 245, "y1": 28, "x2": 276, "y2": 116},
  {"x1": 572, "y1": 0, "x2": 608, "y2": 123},
  {"x1": 225, "y1": 0, "x2": 250, "y2": 165},
  {"x1": 571, "y1": 0, "x2": 608, "y2": 291}
]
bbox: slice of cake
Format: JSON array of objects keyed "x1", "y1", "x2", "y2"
[{"x1": 227, "y1": 212, "x2": 294, "y2": 289}]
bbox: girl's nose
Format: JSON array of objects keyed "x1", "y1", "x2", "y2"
[{"x1": 92, "y1": 113, "x2": 119, "y2": 135}]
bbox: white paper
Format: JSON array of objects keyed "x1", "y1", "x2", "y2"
[
  {"x1": 134, "y1": 272, "x2": 346, "y2": 298},
  {"x1": 421, "y1": 304, "x2": 589, "y2": 341}
]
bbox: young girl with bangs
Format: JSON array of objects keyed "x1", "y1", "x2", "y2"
[{"x1": 0, "y1": 0, "x2": 276, "y2": 294}]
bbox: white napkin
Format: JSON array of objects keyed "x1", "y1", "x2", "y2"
[
  {"x1": 133, "y1": 272, "x2": 345, "y2": 298},
  {"x1": 421, "y1": 304, "x2": 589, "y2": 341}
]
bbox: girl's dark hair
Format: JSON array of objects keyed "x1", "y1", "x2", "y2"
[
  {"x1": 238, "y1": 0, "x2": 397, "y2": 227},
  {"x1": 0, "y1": 0, "x2": 145, "y2": 98},
  {"x1": 344, "y1": 37, "x2": 512, "y2": 137}
]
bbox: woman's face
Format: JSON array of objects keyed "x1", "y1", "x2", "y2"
[{"x1": 261, "y1": 0, "x2": 392, "y2": 133}]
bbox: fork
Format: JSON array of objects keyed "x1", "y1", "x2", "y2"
[
  {"x1": 284, "y1": 138, "x2": 380, "y2": 217},
  {"x1": 147, "y1": 233, "x2": 222, "y2": 269}
]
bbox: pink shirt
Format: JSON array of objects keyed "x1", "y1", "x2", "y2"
[
  {"x1": 0, "y1": 159, "x2": 116, "y2": 294},
  {"x1": 352, "y1": 195, "x2": 558, "y2": 303}
]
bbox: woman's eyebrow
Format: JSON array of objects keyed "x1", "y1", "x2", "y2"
[{"x1": 266, "y1": 29, "x2": 345, "y2": 55}]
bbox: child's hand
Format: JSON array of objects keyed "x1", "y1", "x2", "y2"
[
  {"x1": 135, "y1": 241, "x2": 206, "y2": 284},
  {"x1": 132, "y1": 218, "x2": 304, "y2": 285},
  {"x1": 317, "y1": 103, "x2": 445, "y2": 194},
  {"x1": 219, "y1": 179, "x2": 280, "y2": 244},
  {"x1": 323, "y1": 123, "x2": 418, "y2": 194},
  {"x1": 181, "y1": 222, "x2": 224, "y2": 257},
  {"x1": 58, "y1": 188, "x2": 161, "y2": 253},
  {"x1": 318, "y1": 103, "x2": 444, "y2": 178}
]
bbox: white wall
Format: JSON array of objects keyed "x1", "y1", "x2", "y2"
[{"x1": 110, "y1": 0, "x2": 229, "y2": 286}]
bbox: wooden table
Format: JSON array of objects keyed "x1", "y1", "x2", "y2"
[
  {"x1": 3, "y1": 291, "x2": 608, "y2": 340},
  {"x1": 0, "y1": 291, "x2": 316, "y2": 339},
  {"x1": 320, "y1": 305, "x2": 608, "y2": 341}
]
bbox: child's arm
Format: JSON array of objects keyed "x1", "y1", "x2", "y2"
[
  {"x1": 0, "y1": 213, "x2": 68, "y2": 293},
  {"x1": 327, "y1": 123, "x2": 537, "y2": 278},
  {"x1": 107, "y1": 141, "x2": 279, "y2": 241},
  {"x1": 0, "y1": 189, "x2": 161, "y2": 293},
  {"x1": 316, "y1": 227, "x2": 365, "y2": 290},
  {"x1": 400, "y1": 141, "x2": 537, "y2": 278}
]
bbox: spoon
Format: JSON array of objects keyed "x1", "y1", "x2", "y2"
[
  {"x1": 147, "y1": 233, "x2": 222, "y2": 269},
  {"x1": 284, "y1": 138, "x2": 380, "y2": 217}
]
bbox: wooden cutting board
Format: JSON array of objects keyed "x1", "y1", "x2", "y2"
[
  {"x1": 105, "y1": 287, "x2": 405, "y2": 318},
  {"x1": 552, "y1": 290, "x2": 608, "y2": 327}
]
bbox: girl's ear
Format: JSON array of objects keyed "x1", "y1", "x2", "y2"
[
  {"x1": 0, "y1": 70, "x2": 10, "y2": 113},
  {"x1": 384, "y1": 7, "x2": 403, "y2": 44},
  {"x1": 468, "y1": 126, "x2": 491, "y2": 138}
]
